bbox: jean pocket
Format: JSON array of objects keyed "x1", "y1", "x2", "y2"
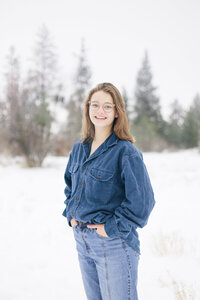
[{"x1": 94, "y1": 229, "x2": 112, "y2": 239}]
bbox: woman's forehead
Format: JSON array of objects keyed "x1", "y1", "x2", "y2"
[{"x1": 90, "y1": 91, "x2": 113, "y2": 103}]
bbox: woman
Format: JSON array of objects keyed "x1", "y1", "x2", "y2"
[{"x1": 62, "y1": 82, "x2": 155, "y2": 300}]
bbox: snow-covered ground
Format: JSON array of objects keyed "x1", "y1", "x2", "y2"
[{"x1": 0, "y1": 149, "x2": 200, "y2": 300}]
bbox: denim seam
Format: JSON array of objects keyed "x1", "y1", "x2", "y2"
[
  {"x1": 121, "y1": 239, "x2": 131, "y2": 300},
  {"x1": 101, "y1": 239, "x2": 112, "y2": 300}
]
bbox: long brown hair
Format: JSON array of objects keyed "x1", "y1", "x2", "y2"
[{"x1": 81, "y1": 82, "x2": 135, "y2": 143}]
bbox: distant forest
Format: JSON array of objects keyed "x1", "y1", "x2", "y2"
[{"x1": 0, "y1": 25, "x2": 199, "y2": 167}]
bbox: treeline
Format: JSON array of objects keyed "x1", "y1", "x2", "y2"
[
  {"x1": 0, "y1": 25, "x2": 199, "y2": 167},
  {"x1": 128, "y1": 52, "x2": 200, "y2": 152}
]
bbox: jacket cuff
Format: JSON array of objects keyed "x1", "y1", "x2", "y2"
[{"x1": 104, "y1": 216, "x2": 119, "y2": 238}]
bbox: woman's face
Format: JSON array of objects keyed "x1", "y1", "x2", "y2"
[{"x1": 89, "y1": 91, "x2": 118, "y2": 131}]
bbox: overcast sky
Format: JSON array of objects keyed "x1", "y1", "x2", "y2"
[{"x1": 0, "y1": 0, "x2": 199, "y2": 118}]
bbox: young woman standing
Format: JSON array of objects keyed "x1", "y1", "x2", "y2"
[{"x1": 62, "y1": 82, "x2": 155, "y2": 300}]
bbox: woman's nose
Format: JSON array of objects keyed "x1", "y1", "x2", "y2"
[{"x1": 97, "y1": 105, "x2": 105, "y2": 113}]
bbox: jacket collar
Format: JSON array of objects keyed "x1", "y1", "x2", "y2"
[{"x1": 82, "y1": 131, "x2": 119, "y2": 162}]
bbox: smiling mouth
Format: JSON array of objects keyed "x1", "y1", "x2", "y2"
[{"x1": 95, "y1": 116, "x2": 107, "y2": 120}]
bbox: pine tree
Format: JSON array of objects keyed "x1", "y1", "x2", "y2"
[
  {"x1": 165, "y1": 99, "x2": 184, "y2": 148},
  {"x1": 134, "y1": 51, "x2": 162, "y2": 125},
  {"x1": 182, "y1": 94, "x2": 200, "y2": 149},
  {"x1": 191, "y1": 94, "x2": 200, "y2": 151},
  {"x1": 29, "y1": 24, "x2": 57, "y2": 105},
  {"x1": 21, "y1": 24, "x2": 58, "y2": 166},
  {"x1": 0, "y1": 99, "x2": 8, "y2": 153},
  {"x1": 65, "y1": 39, "x2": 92, "y2": 150},
  {"x1": 4, "y1": 46, "x2": 22, "y2": 154},
  {"x1": 182, "y1": 109, "x2": 199, "y2": 149},
  {"x1": 121, "y1": 86, "x2": 130, "y2": 122},
  {"x1": 132, "y1": 51, "x2": 166, "y2": 151}
]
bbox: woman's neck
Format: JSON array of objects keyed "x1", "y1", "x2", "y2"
[{"x1": 93, "y1": 128, "x2": 112, "y2": 144}]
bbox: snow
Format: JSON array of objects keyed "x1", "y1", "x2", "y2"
[{"x1": 0, "y1": 150, "x2": 200, "y2": 299}]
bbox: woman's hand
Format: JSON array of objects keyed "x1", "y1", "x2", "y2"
[
  {"x1": 87, "y1": 224, "x2": 108, "y2": 238},
  {"x1": 70, "y1": 218, "x2": 79, "y2": 227}
]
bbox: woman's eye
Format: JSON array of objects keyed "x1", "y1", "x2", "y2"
[
  {"x1": 104, "y1": 105, "x2": 112, "y2": 109},
  {"x1": 92, "y1": 104, "x2": 98, "y2": 108}
]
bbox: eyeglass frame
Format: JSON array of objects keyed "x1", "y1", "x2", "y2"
[{"x1": 88, "y1": 101, "x2": 116, "y2": 112}]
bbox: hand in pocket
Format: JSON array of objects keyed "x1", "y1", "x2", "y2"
[
  {"x1": 70, "y1": 218, "x2": 79, "y2": 227},
  {"x1": 87, "y1": 224, "x2": 108, "y2": 237}
]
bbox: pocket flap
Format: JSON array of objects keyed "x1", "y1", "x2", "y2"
[{"x1": 89, "y1": 168, "x2": 114, "y2": 181}]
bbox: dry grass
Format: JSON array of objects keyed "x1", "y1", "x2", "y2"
[
  {"x1": 159, "y1": 275, "x2": 196, "y2": 300},
  {"x1": 151, "y1": 230, "x2": 185, "y2": 256},
  {"x1": 172, "y1": 280, "x2": 196, "y2": 300},
  {"x1": 153, "y1": 231, "x2": 198, "y2": 299}
]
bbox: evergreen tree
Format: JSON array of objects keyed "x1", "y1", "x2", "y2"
[
  {"x1": 182, "y1": 94, "x2": 200, "y2": 149},
  {"x1": 182, "y1": 109, "x2": 198, "y2": 148},
  {"x1": 65, "y1": 39, "x2": 92, "y2": 150},
  {"x1": 165, "y1": 99, "x2": 184, "y2": 148},
  {"x1": 132, "y1": 117, "x2": 159, "y2": 151},
  {"x1": 21, "y1": 24, "x2": 58, "y2": 166},
  {"x1": 29, "y1": 24, "x2": 57, "y2": 105},
  {"x1": 0, "y1": 99, "x2": 8, "y2": 153},
  {"x1": 191, "y1": 94, "x2": 200, "y2": 151},
  {"x1": 132, "y1": 51, "x2": 166, "y2": 151},
  {"x1": 134, "y1": 51, "x2": 162, "y2": 125},
  {"x1": 4, "y1": 46, "x2": 22, "y2": 154},
  {"x1": 121, "y1": 86, "x2": 130, "y2": 122}
]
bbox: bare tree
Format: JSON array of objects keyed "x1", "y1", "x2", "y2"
[{"x1": 4, "y1": 26, "x2": 60, "y2": 167}]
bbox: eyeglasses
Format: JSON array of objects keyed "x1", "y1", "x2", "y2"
[{"x1": 88, "y1": 101, "x2": 116, "y2": 112}]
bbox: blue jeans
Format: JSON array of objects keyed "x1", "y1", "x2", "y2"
[{"x1": 72, "y1": 222, "x2": 140, "y2": 300}]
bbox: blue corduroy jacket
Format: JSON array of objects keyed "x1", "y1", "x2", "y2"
[{"x1": 62, "y1": 131, "x2": 155, "y2": 254}]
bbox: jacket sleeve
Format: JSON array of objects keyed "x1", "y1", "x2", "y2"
[
  {"x1": 62, "y1": 151, "x2": 73, "y2": 227},
  {"x1": 104, "y1": 153, "x2": 155, "y2": 238}
]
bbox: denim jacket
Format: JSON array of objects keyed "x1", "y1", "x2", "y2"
[{"x1": 62, "y1": 131, "x2": 155, "y2": 254}]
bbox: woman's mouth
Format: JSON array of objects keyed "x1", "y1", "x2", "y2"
[{"x1": 95, "y1": 116, "x2": 107, "y2": 120}]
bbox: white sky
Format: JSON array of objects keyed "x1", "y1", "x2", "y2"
[{"x1": 0, "y1": 0, "x2": 200, "y2": 119}]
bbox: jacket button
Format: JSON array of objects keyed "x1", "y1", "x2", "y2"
[
  {"x1": 83, "y1": 166, "x2": 86, "y2": 169},
  {"x1": 97, "y1": 175, "x2": 101, "y2": 179},
  {"x1": 72, "y1": 212, "x2": 74, "y2": 216},
  {"x1": 76, "y1": 197, "x2": 79, "y2": 200},
  {"x1": 80, "y1": 182, "x2": 83, "y2": 185}
]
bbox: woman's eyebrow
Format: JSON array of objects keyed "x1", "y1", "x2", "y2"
[{"x1": 91, "y1": 100, "x2": 113, "y2": 104}]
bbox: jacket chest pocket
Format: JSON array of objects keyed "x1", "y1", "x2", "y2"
[
  {"x1": 89, "y1": 168, "x2": 114, "y2": 182},
  {"x1": 86, "y1": 168, "x2": 115, "y2": 204},
  {"x1": 69, "y1": 163, "x2": 79, "y2": 194}
]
